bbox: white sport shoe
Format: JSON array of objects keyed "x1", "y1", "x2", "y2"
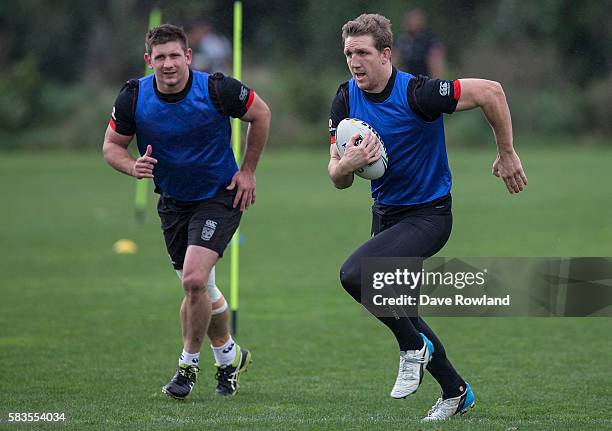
[
  {"x1": 422, "y1": 383, "x2": 475, "y2": 421},
  {"x1": 390, "y1": 333, "x2": 434, "y2": 399}
]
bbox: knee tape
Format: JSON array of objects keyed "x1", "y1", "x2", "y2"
[
  {"x1": 211, "y1": 300, "x2": 228, "y2": 315},
  {"x1": 175, "y1": 266, "x2": 223, "y2": 303}
]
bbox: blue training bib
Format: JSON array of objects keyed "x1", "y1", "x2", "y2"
[
  {"x1": 348, "y1": 70, "x2": 451, "y2": 206},
  {"x1": 135, "y1": 71, "x2": 237, "y2": 201}
]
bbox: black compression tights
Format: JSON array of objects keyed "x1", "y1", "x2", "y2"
[{"x1": 339, "y1": 205, "x2": 465, "y2": 397}]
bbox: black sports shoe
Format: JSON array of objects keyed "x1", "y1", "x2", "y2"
[
  {"x1": 215, "y1": 345, "x2": 252, "y2": 396},
  {"x1": 162, "y1": 364, "x2": 199, "y2": 399}
]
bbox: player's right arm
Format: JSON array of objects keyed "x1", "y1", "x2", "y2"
[
  {"x1": 102, "y1": 80, "x2": 157, "y2": 179},
  {"x1": 328, "y1": 143, "x2": 354, "y2": 189},
  {"x1": 327, "y1": 83, "x2": 380, "y2": 189},
  {"x1": 328, "y1": 133, "x2": 380, "y2": 189},
  {"x1": 103, "y1": 127, "x2": 156, "y2": 179}
]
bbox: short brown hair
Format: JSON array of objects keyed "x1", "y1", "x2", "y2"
[
  {"x1": 145, "y1": 24, "x2": 189, "y2": 54},
  {"x1": 341, "y1": 14, "x2": 393, "y2": 52}
]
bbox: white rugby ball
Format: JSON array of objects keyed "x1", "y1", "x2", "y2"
[{"x1": 335, "y1": 118, "x2": 388, "y2": 180}]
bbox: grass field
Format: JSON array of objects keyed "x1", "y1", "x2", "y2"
[{"x1": 1, "y1": 146, "x2": 611, "y2": 430}]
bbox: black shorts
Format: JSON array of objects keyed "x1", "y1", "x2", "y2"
[
  {"x1": 157, "y1": 188, "x2": 242, "y2": 270},
  {"x1": 339, "y1": 194, "x2": 453, "y2": 311},
  {"x1": 370, "y1": 193, "x2": 452, "y2": 246},
  {"x1": 343, "y1": 194, "x2": 453, "y2": 275}
]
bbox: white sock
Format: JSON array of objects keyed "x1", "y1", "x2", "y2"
[
  {"x1": 179, "y1": 350, "x2": 200, "y2": 368},
  {"x1": 212, "y1": 337, "x2": 237, "y2": 367}
]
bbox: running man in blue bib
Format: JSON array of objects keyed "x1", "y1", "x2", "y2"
[
  {"x1": 328, "y1": 14, "x2": 527, "y2": 422},
  {"x1": 103, "y1": 24, "x2": 271, "y2": 399}
]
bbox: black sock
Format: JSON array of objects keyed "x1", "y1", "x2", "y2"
[
  {"x1": 431, "y1": 360, "x2": 466, "y2": 399},
  {"x1": 410, "y1": 316, "x2": 466, "y2": 398},
  {"x1": 379, "y1": 316, "x2": 424, "y2": 351}
]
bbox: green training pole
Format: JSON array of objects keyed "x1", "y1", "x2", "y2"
[
  {"x1": 135, "y1": 7, "x2": 162, "y2": 223},
  {"x1": 230, "y1": 1, "x2": 242, "y2": 335}
]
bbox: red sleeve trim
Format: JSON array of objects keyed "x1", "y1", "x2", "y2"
[
  {"x1": 453, "y1": 80, "x2": 461, "y2": 101},
  {"x1": 246, "y1": 90, "x2": 255, "y2": 109},
  {"x1": 109, "y1": 117, "x2": 117, "y2": 131},
  {"x1": 330, "y1": 135, "x2": 336, "y2": 145}
]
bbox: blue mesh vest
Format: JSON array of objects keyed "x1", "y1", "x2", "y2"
[
  {"x1": 348, "y1": 70, "x2": 451, "y2": 205},
  {"x1": 135, "y1": 71, "x2": 237, "y2": 201}
]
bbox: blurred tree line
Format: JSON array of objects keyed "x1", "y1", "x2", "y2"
[{"x1": 0, "y1": 0, "x2": 610, "y2": 149}]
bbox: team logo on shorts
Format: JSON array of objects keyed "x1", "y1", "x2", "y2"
[{"x1": 201, "y1": 219, "x2": 218, "y2": 241}]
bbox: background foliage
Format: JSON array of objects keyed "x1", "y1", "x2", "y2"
[{"x1": 0, "y1": 0, "x2": 610, "y2": 149}]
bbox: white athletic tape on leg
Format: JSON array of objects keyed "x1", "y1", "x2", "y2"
[
  {"x1": 207, "y1": 267, "x2": 223, "y2": 302},
  {"x1": 211, "y1": 300, "x2": 228, "y2": 315},
  {"x1": 175, "y1": 267, "x2": 223, "y2": 303},
  {"x1": 208, "y1": 285, "x2": 222, "y2": 303}
]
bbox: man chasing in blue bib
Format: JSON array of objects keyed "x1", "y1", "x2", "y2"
[{"x1": 103, "y1": 24, "x2": 271, "y2": 399}]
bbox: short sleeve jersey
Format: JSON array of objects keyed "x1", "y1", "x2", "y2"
[
  {"x1": 329, "y1": 68, "x2": 460, "y2": 141},
  {"x1": 108, "y1": 70, "x2": 256, "y2": 201},
  {"x1": 109, "y1": 70, "x2": 255, "y2": 136}
]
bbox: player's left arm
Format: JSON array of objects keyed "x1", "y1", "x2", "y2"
[
  {"x1": 456, "y1": 79, "x2": 528, "y2": 194},
  {"x1": 231, "y1": 93, "x2": 271, "y2": 210},
  {"x1": 210, "y1": 73, "x2": 271, "y2": 211}
]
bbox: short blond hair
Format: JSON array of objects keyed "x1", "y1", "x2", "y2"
[{"x1": 341, "y1": 14, "x2": 393, "y2": 52}]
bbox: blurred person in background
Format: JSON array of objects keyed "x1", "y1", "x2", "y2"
[
  {"x1": 187, "y1": 20, "x2": 232, "y2": 75},
  {"x1": 103, "y1": 24, "x2": 270, "y2": 400},
  {"x1": 395, "y1": 8, "x2": 446, "y2": 78}
]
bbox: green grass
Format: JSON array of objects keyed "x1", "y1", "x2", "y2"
[{"x1": 1, "y1": 147, "x2": 611, "y2": 430}]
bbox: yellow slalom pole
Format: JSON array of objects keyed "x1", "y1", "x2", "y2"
[
  {"x1": 134, "y1": 7, "x2": 162, "y2": 223},
  {"x1": 230, "y1": 1, "x2": 242, "y2": 335}
]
